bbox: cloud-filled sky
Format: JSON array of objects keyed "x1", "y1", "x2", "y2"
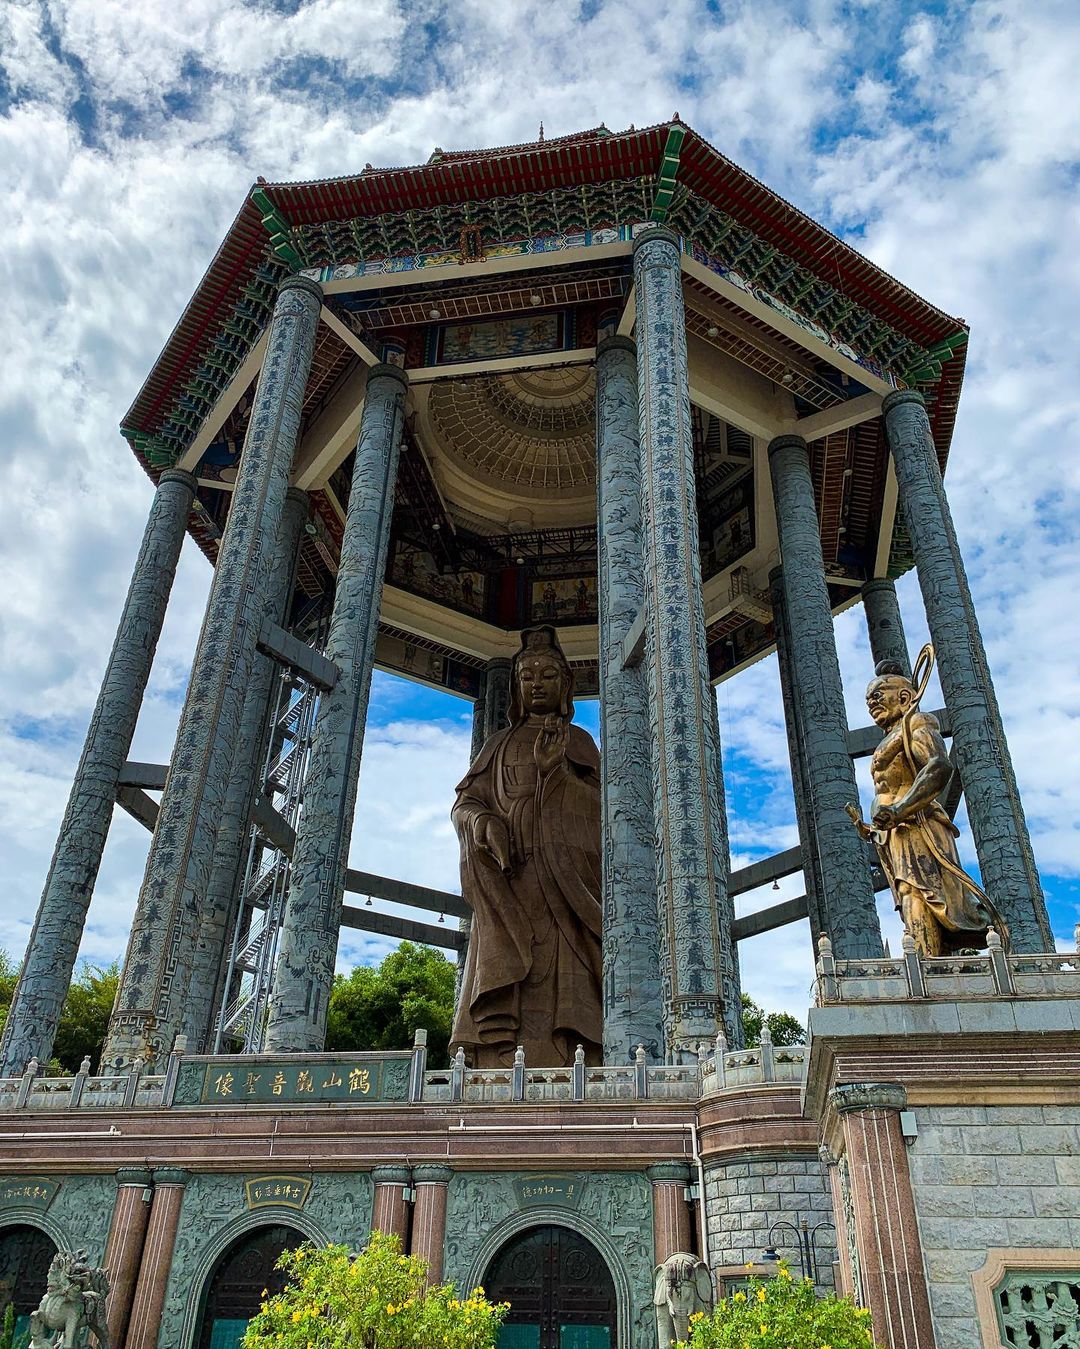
[{"x1": 2, "y1": 0, "x2": 1079, "y2": 1027}]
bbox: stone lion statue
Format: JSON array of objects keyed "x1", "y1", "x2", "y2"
[
  {"x1": 28, "y1": 1249, "x2": 110, "y2": 1349},
  {"x1": 653, "y1": 1251, "x2": 712, "y2": 1347}
]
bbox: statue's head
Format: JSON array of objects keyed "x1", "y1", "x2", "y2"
[
  {"x1": 866, "y1": 659, "x2": 915, "y2": 728},
  {"x1": 509, "y1": 626, "x2": 574, "y2": 723}
]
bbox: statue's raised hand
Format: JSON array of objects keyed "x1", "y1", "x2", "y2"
[{"x1": 534, "y1": 714, "x2": 569, "y2": 776}]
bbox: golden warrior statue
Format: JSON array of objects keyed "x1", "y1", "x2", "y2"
[
  {"x1": 452, "y1": 627, "x2": 602, "y2": 1068},
  {"x1": 847, "y1": 644, "x2": 1000, "y2": 957}
]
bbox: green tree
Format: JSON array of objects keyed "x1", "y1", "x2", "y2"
[
  {"x1": 740, "y1": 993, "x2": 804, "y2": 1049},
  {"x1": 242, "y1": 1230, "x2": 507, "y2": 1349},
  {"x1": 683, "y1": 1265, "x2": 879, "y2": 1349},
  {"x1": 0, "y1": 954, "x2": 118, "y2": 1074},
  {"x1": 325, "y1": 943, "x2": 456, "y2": 1068}
]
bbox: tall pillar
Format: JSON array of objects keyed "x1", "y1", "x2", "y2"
[
  {"x1": 103, "y1": 1168, "x2": 152, "y2": 1347},
  {"x1": 103, "y1": 275, "x2": 323, "y2": 1072},
  {"x1": 182, "y1": 486, "x2": 310, "y2": 1051},
  {"x1": 0, "y1": 470, "x2": 196, "y2": 1077},
  {"x1": 125, "y1": 1168, "x2": 188, "y2": 1349},
  {"x1": 633, "y1": 227, "x2": 740, "y2": 1054},
  {"x1": 769, "y1": 568, "x2": 823, "y2": 946},
  {"x1": 883, "y1": 389, "x2": 1051, "y2": 951},
  {"x1": 596, "y1": 334, "x2": 663, "y2": 1063},
  {"x1": 265, "y1": 363, "x2": 408, "y2": 1052},
  {"x1": 481, "y1": 657, "x2": 513, "y2": 741},
  {"x1": 469, "y1": 688, "x2": 487, "y2": 763},
  {"x1": 411, "y1": 1164, "x2": 453, "y2": 1281},
  {"x1": 371, "y1": 1164, "x2": 412, "y2": 1246},
  {"x1": 832, "y1": 1084, "x2": 935, "y2": 1348},
  {"x1": 768, "y1": 434, "x2": 881, "y2": 959},
  {"x1": 861, "y1": 578, "x2": 911, "y2": 677},
  {"x1": 647, "y1": 1162, "x2": 693, "y2": 1263}
]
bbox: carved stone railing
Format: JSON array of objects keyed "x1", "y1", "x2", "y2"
[
  {"x1": 815, "y1": 932, "x2": 1080, "y2": 1004},
  {"x1": 699, "y1": 1032, "x2": 808, "y2": 1096},
  {"x1": 421, "y1": 1045, "x2": 701, "y2": 1103},
  {"x1": 0, "y1": 1056, "x2": 167, "y2": 1112}
]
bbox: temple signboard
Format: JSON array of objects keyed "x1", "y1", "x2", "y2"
[{"x1": 171, "y1": 1054, "x2": 411, "y2": 1107}]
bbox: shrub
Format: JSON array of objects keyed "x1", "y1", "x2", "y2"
[
  {"x1": 680, "y1": 1265, "x2": 879, "y2": 1349},
  {"x1": 242, "y1": 1230, "x2": 507, "y2": 1349}
]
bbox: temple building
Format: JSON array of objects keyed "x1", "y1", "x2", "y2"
[{"x1": 1, "y1": 121, "x2": 1077, "y2": 1349}]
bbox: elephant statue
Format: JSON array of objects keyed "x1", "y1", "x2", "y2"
[{"x1": 653, "y1": 1251, "x2": 712, "y2": 1346}]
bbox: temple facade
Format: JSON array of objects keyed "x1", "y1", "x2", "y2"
[{"x1": 1, "y1": 122, "x2": 1076, "y2": 1349}]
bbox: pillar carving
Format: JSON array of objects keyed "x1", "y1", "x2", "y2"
[
  {"x1": 103, "y1": 1168, "x2": 152, "y2": 1346},
  {"x1": 371, "y1": 1164, "x2": 412, "y2": 1246},
  {"x1": 0, "y1": 469, "x2": 196, "y2": 1077},
  {"x1": 184, "y1": 486, "x2": 310, "y2": 1051},
  {"x1": 768, "y1": 434, "x2": 881, "y2": 960},
  {"x1": 596, "y1": 334, "x2": 663, "y2": 1064},
  {"x1": 125, "y1": 1168, "x2": 188, "y2": 1349},
  {"x1": 647, "y1": 1162, "x2": 693, "y2": 1264},
  {"x1": 104, "y1": 276, "x2": 322, "y2": 1072},
  {"x1": 481, "y1": 657, "x2": 513, "y2": 742},
  {"x1": 411, "y1": 1164, "x2": 453, "y2": 1281},
  {"x1": 266, "y1": 362, "x2": 408, "y2": 1053},
  {"x1": 882, "y1": 389, "x2": 1051, "y2": 951},
  {"x1": 831, "y1": 1084, "x2": 935, "y2": 1348},
  {"x1": 633, "y1": 226, "x2": 740, "y2": 1055},
  {"x1": 861, "y1": 578, "x2": 911, "y2": 678}
]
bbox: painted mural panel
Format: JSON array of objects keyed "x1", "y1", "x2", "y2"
[
  {"x1": 530, "y1": 575, "x2": 597, "y2": 624},
  {"x1": 390, "y1": 540, "x2": 486, "y2": 617},
  {"x1": 437, "y1": 313, "x2": 563, "y2": 364}
]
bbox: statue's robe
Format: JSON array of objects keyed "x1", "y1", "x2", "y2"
[{"x1": 451, "y1": 718, "x2": 602, "y2": 1067}]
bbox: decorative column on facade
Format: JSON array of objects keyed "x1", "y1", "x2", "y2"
[
  {"x1": 0, "y1": 469, "x2": 196, "y2": 1078},
  {"x1": 103, "y1": 1168, "x2": 153, "y2": 1346},
  {"x1": 768, "y1": 435, "x2": 881, "y2": 959},
  {"x1": 102, "y1": 275, "x2": 323, "y2": 1072},
  {"x1": 265, "y1": 363, "x2": 408, "y2": 1052},
  {"x1": 861, "y1": 578, "x2": 911, "y2": 677},
  {"x1": 818, "y1": 1145, "x2": 852, "y2": 1300},
  {"x1": 882, "y1": 390, "x2": 1051, "y2": 951},
  {"x1": 831, "y1": 1084, "x2": 935, "y2": 1348},
  {"x1": 633, "y1": 226, "x2": 740, "y2": 1055},
  {"x1": 647, "y1": 1162, "x2": 693, "y2": 1263},
  {"x1": 183, "y1": 486, "x2": 310, "y2": 1051},
  {"x1": 596, "y1": 333, "x2": 664, "y2": 1063},
  {"x1": 371, "y1": 1164, "x2": 412, "y2": 1245},
  {"x1": 411, "y1": 1164, "x2": 453, "y2": 1281},
  {"x1": 769, "y1": 568, "x2": 823, "y2": 946},
  {"x1": 125, "y1": 1168, "x2": 188, "y2": 1349}
]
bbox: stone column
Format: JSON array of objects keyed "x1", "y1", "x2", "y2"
[
  {"x1": 832, "y1": 1084, "x2": 935, "y2": 1347},
  {"x1": 411, "y1": 1164, "x2": 453, "y2": 1281},
  {"x1": 768, "y1": 435, "x2": 881, "y2": 959},
  {"x1": 883, "y1": 389, "x2": 1051, "y2": 951},
  {"x1": 769, "y1": 568, "x2": 823, "y2": 946},
  {"x1": 469, "y1": 689, "x2": 487, "y2": 763},
  {"x1": 596, "y1": 334, "x2": 663, "y2": 1064},
  {"x1": 861, "y1": 578, "x2": 911, "y2": 677},
  {"x1": 125, "y1": 1168, "x2": 188, "y2": 1349},
  {"x1": 371, "y1": 1164, "x2": 412, "y2": 1245},
  {"x1": 183, "y1": 487, "x2": 310, "y2": 1052},
  {"x1": 648, "y1": 1162, "x2": 693, "y2": 1262},
  {"x1": 819, "y1": 1146, "x2": 852, "y2": 1300},
  {"x1": 481, "y1": 657, "x2": 513, "y2": 741},
  {"x1": 633, "y1": 226, "x2": 740, "y2": 1055},
  {"x1": 0, "y1": 469, "x2": 196, "y2": 1078},
  {"x1": 265, "y1": 363, "x2": 408, "y2": 1052},
  {"x1": 103, "y1": 276, "x2": 322, "y2": 1072},
  {"x1": 103, "y1": 1168, "x2": 152, "y2": 1346}
]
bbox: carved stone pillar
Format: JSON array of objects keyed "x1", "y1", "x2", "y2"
[
  {"x1": 480, "y1": 657, "x2": 513, "y2": 742},
  {"x1": 832, "y1": 1084, "x2": 935, "y2": 1347},
  {"x1": 633, "y1": 226, "x2": 740, "y2": 1055},
  {"x1": 125, "y1": 1168, "x2": 188, "y2": 1349},
  {"x1": 596, "y1": 334, "x2": 663, "y2": 1064},
  {"x1": 371, "y1": 1164, "x2": 412, "y2": 1246},
  {"x1": 768, "y1": 434, "x2": 881, "y2": 959},
  {"x1": 265, "y1": 363, "x2": 408, "y2": 1053},
  {"x1": 648, "y1": 1162, "x2": 693, "y2": 1263},
  {"x1": 103, "y1": 1168, "x2": 152, "y2": 1346},
  {"x1": 861, "y1": 578, "x2": 911, "y2": 678},
  {"x1": 411, "y1": 1164, "x2": 453, "y2": 1281},
  {"x1": 883, "y1": 389, "x2": 1051, "y2": 951},
  {"x1": 0, "y1": 469, "x2": 196, "y2": 1078},
  {"x1": 104, "y1": 275, "x2": 323, "y2": 1071},
  {"x1": 818, "y1": 1145, "x2": 852, "y2": 1300}
]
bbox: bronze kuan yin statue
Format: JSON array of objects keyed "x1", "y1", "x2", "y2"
[{"x1": 451, "y1": 627, "x2": 603, "y2": 1068}]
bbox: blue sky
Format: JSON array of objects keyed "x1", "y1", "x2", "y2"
[{"x1": 1, "y1": 0, "x2": 1078, "y2": 1018}]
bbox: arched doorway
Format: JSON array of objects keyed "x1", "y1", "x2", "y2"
[
  {"x1": 196, "y1": 1223, "x2": 305, "y2": 1349},
  {"x1": 484, "y1": 1224, "x2": 617, "y2": 1349},
  {"x1": 0, "y1": 1224, "x2": 58, "y2": 1344}
]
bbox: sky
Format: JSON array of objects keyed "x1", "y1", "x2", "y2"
[{"x1": 1, "y1": 0, "x2": 1079, "y2": 1028}]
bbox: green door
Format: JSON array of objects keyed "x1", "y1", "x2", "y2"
[{"x1": 488, "y1": 1225, "x2": 617, "y2": 1349}]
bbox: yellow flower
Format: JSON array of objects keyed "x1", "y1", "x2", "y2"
[
  {"x1": 745, "y1": 1261, "x2": 756, "y2": 1269},
  {"x1": 760, "y1": 1323, "x2": 767, "y2": 1335},
  {"x1": 386, "y1": 1303, "x2": 396, "y2": 1315},
  {"x1": 757, "y1": 1287, "x2": 767, "y2": 1302},
  {"x1": 778, "y1": 1266, "x2": 791, "y2": 1280},
  {"x1": 733, "y1": 1291, "x2": 746, "y2": 1302},
  {"x1": 291, "y1": 1310, "x2": 303, "y2": 1324}
]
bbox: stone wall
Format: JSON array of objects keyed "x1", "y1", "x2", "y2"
[
  {"x1": 908, "y1": 1102, "x2": 1080, "y2": 1349},
  {"x1": 704, "y1": 1153, "x2": 836, "y2": 1290}
]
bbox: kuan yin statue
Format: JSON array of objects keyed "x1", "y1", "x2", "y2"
[{"x1": 451, "y1": 627, "x2": 603, "y2": 1068}]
